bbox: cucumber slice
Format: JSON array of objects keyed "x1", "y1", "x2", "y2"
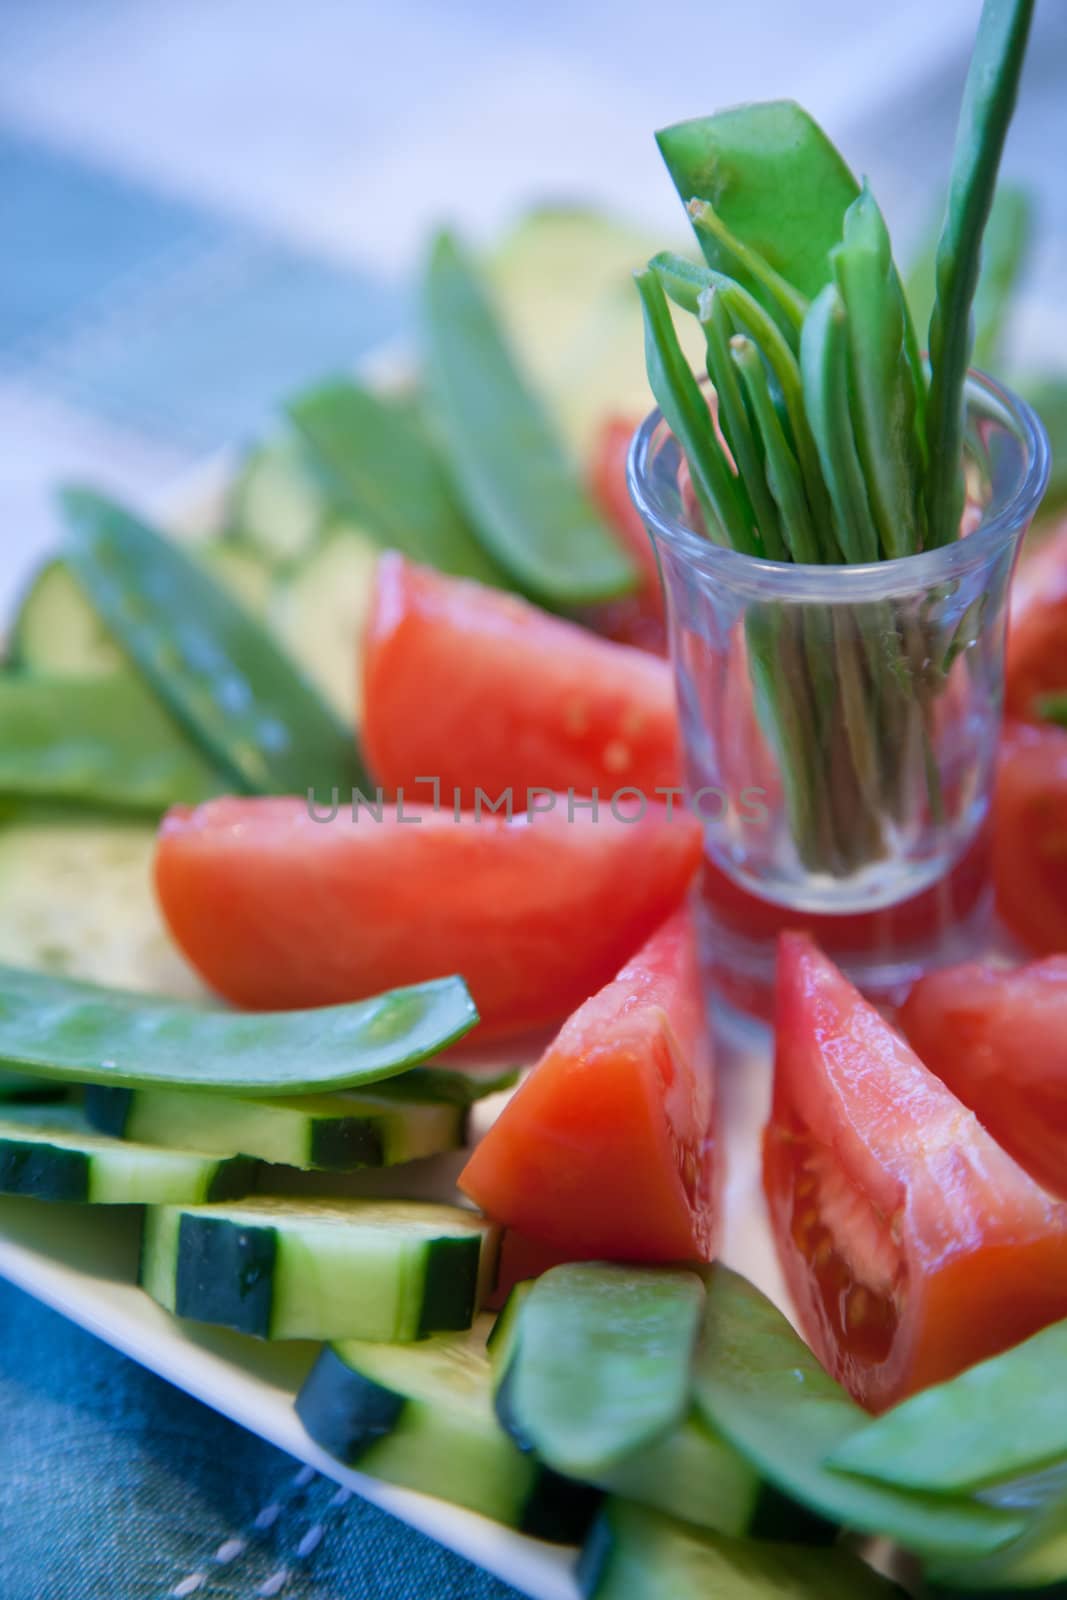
[
  {"x1": 86, "y1": 1084, "x2": 467, "y2": 1171},
  {"x1": 141, "y1": 1197, "x2": 499, "y2": 1341},
  {"x1": 493, "y1": 1263, "x2": 704, "y2": 1478},
  {"x1": 227, "y1": 433, "x2": 327, "y2": 566},
  {"x1": 0, "y1": 816, "x2": 202, "y2": 997},
  {"x1": 0, "y1": 1070, "x2": 69, "y2": 1103},
  {"x1": 296, "y1": 1314, "x2": 598, "y2": 1541},
  {"x1": 198, "y1": 543, "x2": 274, "y2": 615},
  {"x1": 10, "y1": 560, "x2": 124, "y2": 676},
  {"x1": 0, "y1": 1106, "x2": 255, "y2": 1204},
  {"x1": 270, "y1": 526, "x2": 379, "y2": 724},
  {"x1": 578, "y1": 1500, "x2": 903, "y2": 1600}
]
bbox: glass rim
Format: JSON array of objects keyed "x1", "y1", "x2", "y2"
[{"x1": 627, "y1": 366, "x2": 1051, "y2": 600}]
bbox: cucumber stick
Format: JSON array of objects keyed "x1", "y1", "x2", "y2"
[
  {"x1": 270, "y1": 527, "x2": 379, "y2": 724},
  {"x1": 227, "y1": 433, "x2": 328, "y2": 567},
  {"x1": 86, "y1": 1083, "x2": 468, "y2": 1171},
  {"x1": 579, "y1": 1501, "x2": 902, "y2": 1600},
  {"x1": 296, "y1": 1314, "x2": 598, "y2": 1541},
  {"x1": 0, "y1": 1106, "x2": 255, "y2": 1204},
  {"x1": 10, "y1": 560, "x2": 124, "y2": 675},
  {"x1": 141, "y1": 1197, "x2": 499, "y2": 1341}
]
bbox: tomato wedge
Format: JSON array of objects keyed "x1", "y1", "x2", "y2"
[
  {"x1": 1006, "y1": 521, "x2": 1067, "y2": 720},
  {"x1": 994, "y1": 720, "x2": 1067, "y2": 954},
  {"x1": 362, "y1": 553, "x2": 679, "y2": 805},
  {"x1": 155, "y1": 795, "x2": 700, "y2": 1043},
  {"x1": 902, "y1": 956, "x2": 1067, "y2": 1201},
  {"x1": 459, "y1": 908, "x2": 719, "y2": 1262},
  {"x1": 765, "y1": 932, "x2": 1067, "y2": 1412}
]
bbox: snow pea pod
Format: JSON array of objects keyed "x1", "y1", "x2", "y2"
[
  {"x1": 730, "y1": 336, "x2": 820, "y2": 564},
  {"x1": 700, "y1": 290, "x2": 785, "y2": 560},
  {"x1": 832, "y1": 185, "x2": 925, "y2": 560},
  {"x1": 656, "y1": 101, "x2": 859, "y2": 302},
  {"x1": 800, "y1": 286, "x2": 881, "y2": 565},
  {"x1": 59, "y1": 488, "x2": 370, "y2": 797},
  {"x1": 0, "y1": 672, "x2": 224, "y2": 813},
  {"x1": 925, "y1": 0, "x2": 1036, "y2": 547},
  {"x1": 0, "y1": 965, "x2": 477, "y2": 1095},
  {"x1": 688, "y1": 200, "x2": 807, "y2": 348},
  {"x1": 422, "y1": 230, "x2": 637, "y2": 609},
  {"x1": 693, "y1": 1266, "x2": 1024, "y2": 1559},
  {"x1": 828, "y1": 1316, "x2": 1067, "y2": 1496},
  {"x1": 634, "y1": 267, "x2": 756, "y2": 553},
  {"x1": 288, "y1": 381, "x2": 508, "y2": 586}
]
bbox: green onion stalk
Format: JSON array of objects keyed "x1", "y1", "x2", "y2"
[{"x1": 638, "y1": 0, "x2": 1035, "y2": 878}]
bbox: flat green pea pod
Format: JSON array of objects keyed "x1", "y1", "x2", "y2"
[
  {"x1": 422, "y1": 230, "x2": 638, "y2": 609},
  {"x1": 925, "y1": 0, "x2": 1036, "y2": 547},
  {"x1": 729, "y1": 336, "x2": 820, "y2": 565},
  {"x1": 832, "y1": 184, "x2": 925, "y2": 560},
  {"x1": 828, "y1": 1316, "x2": 1067, "y2": 1496},
  {"x1": 656, "y1": 100, "x2": 859, "y2": 301},
  {"x1": 687, "y1": 200, "x2": 807, "y2": 348},
  {"x1": 0, "y1": 672, "x2": 225, "y2": 813},
  {"x1": 0, "y1": 964, "x2": 477, "y2": 1095},
  {"x1": 800, "y1": 285, "x2": 881, "y2": 566},
  {"x1": 700, "y1": 290, "x2": 786, "y2": 560},
  {"x1": 692, "y1": 1265, "x2": 1025, "y2": 1560},
  {"x1": 59, "y1": 488, "x2": 370, "y2": 798},
  {"x1": 288, "y1": 380, "x2": 508, "y2": 586},
  {"x1": 634, "y1": 265, "x2": 757, "y2": 553}
]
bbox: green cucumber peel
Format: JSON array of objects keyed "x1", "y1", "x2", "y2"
[
  {"x1": 925, "y1": 0, "x2": 1036, "y2": 547},
  {"x1": 0, "y1": 964, "x2": 478, "y2": 1095}
]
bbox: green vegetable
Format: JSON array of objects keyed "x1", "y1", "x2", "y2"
[
  {"x1": 0, "y1": 964, "x2": 477, "y2": 1094},
  {"x1": 656, "y1": 100, "x2": 859, "y2": 300},
  {"x1": 0, "y1": 673, "x2": 224, "y2": 812},
  {"x1": 493, "y1": 1263, "x2": 705, "y2": 1479},
  {"x1": 831, "y1": 184, "x2": 925, "y2": 559},
  {"x1": 688, "y1": 200, "x2": 807, "y2": 346},
  {"x1": 59, "y1": 487, "x2": 370, "y2": 798},
  {"x1": 924, "y1": 0, "x2": 1036, "y2": 546},
  {"x1": 578, "y1": 1500, "x2": 904, "y2": 1600},
  {"x1": 288, "y1": 380, "x2": 507, "y2": 584},
  {"x1": 924, "y1": 1490, "x2": 1067, "y2": 1593},
  {"x1": 800, "y1": 286, "x2": 881, "y2": 565},
  {"x1": 730, "y1": 335, "x2": 819, "y2": 563},
  {"x1": 700, "y1": 289, "x2": 785, "y2": 558},
  {"x1": 9, "y1": 559, "x2": 124, "y2": 676},
  {"x1": 269, "y1": 525, "x2": 379, "y2": 724},
  {"x1": 635, "y1": 267, "x2": 755, "y2": 551},
  {"x1": 422, "y1": 229, "x2": 638, "y2": 607},
  {"x1": 827, "y1": 1317, "x2": 1067, "y2": 1495},
  {"x1": 692, "y1": 1266, "x2": 1024, "y2": 1558},
  {"x1": 227, "y1": 432, "x2": 327, "y2": 567}
]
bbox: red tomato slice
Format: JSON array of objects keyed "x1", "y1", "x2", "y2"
[
  {"x1": 363, "y1": 553, "x2": 680, "y2": 804},
  {"x1": 902, "y1": 956, "x2": 1067, "y2": 1200},
  {"x1": 483, "y1": 1230, "x2": 579, "y2": 1311},
  {"x1": 1006, "y1": 521, "x2": 1067, "y2": 720},
  {"x1": 994, "y1": 720, "x2": 1067, "y2": 954},
  {"x1": 154, "y1": 796, "x2": 701, "y2": 1043},
  {"x1": 587, "y1": 416, "x2": 663, "y2": 599},
  {"x1": 765, "y1": 932, "x2": 1067, "y2": 1411},
  {"x1": 459, "y1": 908, "x2": 719, "y2": 1262}
]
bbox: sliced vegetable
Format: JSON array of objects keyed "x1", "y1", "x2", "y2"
[
  {"x1": 459, "y1": 909, "x2": 717, "y2": 1260},
  {"x1": 828, "y1": 1315, "x2": 1067, "y2": 1494},
  {"x1": 289, "y1": 380, "x2": 505, "y2": 584},
  {"x1": 0, "y1": 1105, "x2": 256, "y2": 1204},
  {"x1": 422, "y1": 230, "x2": 637, "y2": 607},
  {"x1": 84, "y1": 1083, "x2": 467, "y2": 1172},
  {"x1": 493, "y1": 1264, "x2": 704, "y2": 1479},
  {"x1": 1006, "y1": 521, "x2": 1067, "y2": 720},
  {"x1": 0, "y1": 673, "x2": 224, "y2": 812},
  {"x1": 227, "y1": 432, "x2": 327, "y2": 566},
  {"x1": 59, "y1": 488, "x2": 369, "y2": 796},
  {"x1": 295, "y1": 1314, "x2": 598, "y2": 1540},
  {"x1": 578, "y1": 1500, "x2": 904, "y2": 1600},
  {"x1": 362, "y1": 553, "x2": 679, "y2": 804},
  {"x1": 9, "y1": 559, "x2": 123, "y2": 675},
  {"x1": 693, "y1": 1265, "x2": 1024, "y2": 1558},
  {"x1": 140, "y1": 1197, "x2": 498, "y2": 1341},
  {"x1": 901, "y1": 952, "x2": 1067, "y2": 1197},
  {"x1": 655, "y1": 100, "x2": 859, "y2": 301},
  {"x1": 270, "y1": 525, "x2": 378, "y2": 723},
  {"x1": 924, "y1": 1496, "x2": 1067, "y2": 1594},
  {"x1": 0, "y1": 962, "x2": 477, "y2": 1094},
  {"x1": 765, "y1": 933, "x2": 1067, "y2": 1412},
  {"x1": 154, "y1": 795, "x2": 700, "y2": 1043},
  {"x1": 994, "y1": 721, "x2": 1067, "y2": 954},
  {"x1": 924, "y1": 0, "x2": 1036, "y2": 546}
]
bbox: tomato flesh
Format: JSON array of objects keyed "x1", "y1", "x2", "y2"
[
  {"x1": 362, "y1": 554, "x2": 679, "y2": 805},
  {"x1": 902, "y1": 955, "x2": 1067, "y2": 1200},
  {"x1": 582, "y1": 415, "x2": 666, "y2": 652},
  {"x1": 155, "y1": 795, "x2": 701, "y2": 1043},
  {"x1": 995, "y1": 720, "x2": 1067, "y2": 954},
  {"x1": 459, "y1": 909, "x2": 719, "y2": 1262},
  {"x1": 1006, "y1": 521, "x2": 1067, "y2": 720},
  {"x1": 765, "y1": 932, "x2": 1067, "y2": 1411}
]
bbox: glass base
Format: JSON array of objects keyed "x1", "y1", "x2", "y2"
[{"x1": 695, "y1": 836, "x2": 995, "y2": 1022}]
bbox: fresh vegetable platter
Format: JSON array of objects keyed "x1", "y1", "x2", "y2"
[{"x1": 10, "y1": 5, "x2": 1067, "y2": 1594}]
